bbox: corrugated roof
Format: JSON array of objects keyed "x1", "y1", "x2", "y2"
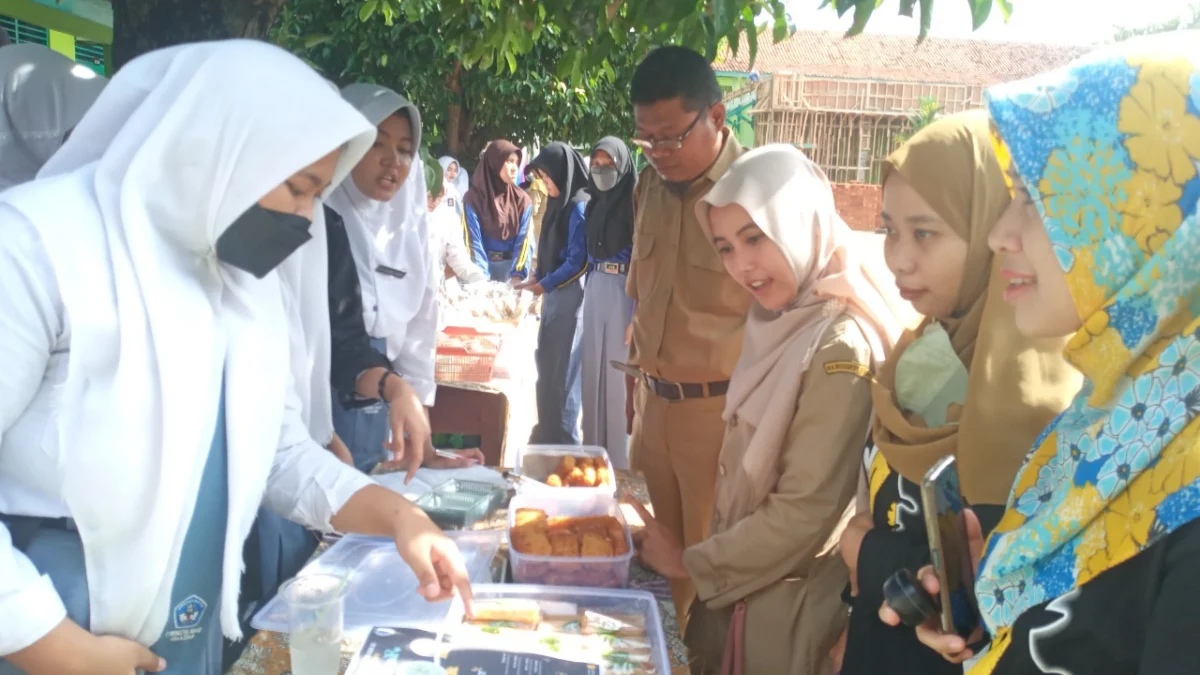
[{"x1": 716, "y1": 30, "x2": 1092, "y2": 86}]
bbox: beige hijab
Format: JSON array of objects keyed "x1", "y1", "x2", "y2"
[
  {"x1": 696, "y1": 144, "x2": 904, "y2": 514},
  {"x1": 872, "y1": 110, "x2": 1082, "y2": 505}
]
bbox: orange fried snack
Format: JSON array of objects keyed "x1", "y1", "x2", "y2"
[
  {"x1": 512, "y1": 530, "x2": 552, "y2": 556},
  {"x1": 580, "y1": 531, "x2": 615, "y2": 557},
  {"x1": 514, "y1": 508, "x2": 548, "y2": 528},
  {"x1": 557, "y1": 456, "x2": 577, "y2": 474},
  {"x1": 596, "y1": 466, "x2": 611, "y2": 487},
  {"x1": 545, "y1": 474, "x2": 564, "y2": 487},
  {"x1": 577, "y1": 457, "x2": 595, "y2": 471},
  {"x1": 549, "y1": 531, "x2": 580, "y2": 557},
  {"x1": 566, "y1": 467, "x2": 588, "y2": 487},
  {"x1": 582, "y1": 466, "x2": 598, "y2": 486}
]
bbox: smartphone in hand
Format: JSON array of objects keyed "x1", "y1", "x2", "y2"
[{"x1": 920, "y1": 455, "x2": 978, "y2": 634}]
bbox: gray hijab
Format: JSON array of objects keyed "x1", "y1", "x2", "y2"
[{"x1": 0, "y1": 43, "x2": 107, "y2": 189}]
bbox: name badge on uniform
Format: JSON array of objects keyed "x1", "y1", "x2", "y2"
[
  {"x1": 376, "y1": 264, "x2": 407, "y2": 280},
  {"x1": 824, "y1": 360, "x2": 873, "y2": 380}
]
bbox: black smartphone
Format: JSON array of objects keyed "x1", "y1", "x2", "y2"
[{"x1": 920, "y1": 455, "x2": 977, "y2": 634}]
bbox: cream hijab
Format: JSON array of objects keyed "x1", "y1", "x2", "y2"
[
  {"x1": 0, "y1": 43, "x2": 107, "y2": 189},
  {"x1": 2, "y1": 40, "x2": 373, "y2": 643},
  {"x1": 696, "y1": 144, "x2": 904, "y2": 512}
]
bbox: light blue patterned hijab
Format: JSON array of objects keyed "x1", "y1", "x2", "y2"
[{"x1": 971, "y1": 31, "x2": 1200, "y2": 656}]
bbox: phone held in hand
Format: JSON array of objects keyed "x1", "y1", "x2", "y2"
[{"x1": 920, "y1": 455, "x2": 978, "y2": 634}]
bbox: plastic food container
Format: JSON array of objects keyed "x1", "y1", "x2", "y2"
[
  {"x1": 444, "y1": 584, "x2": 672, "y2": 675},
  {"x1": 415, "y1": 479, "x2": 506, "y2": 529},
  {"x1": 514, "y1": 445, "x2": 616, "y2": 495},
  {"x1": 252, "y1": 530, "x2": 502, "y2": 635},
  {"x1": 507, "y1": 492, "x2": 633, "y2": 588}
]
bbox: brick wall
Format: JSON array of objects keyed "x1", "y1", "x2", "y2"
[{"x1": 831, "y1": 182, "x2": 882, "y2": 232}]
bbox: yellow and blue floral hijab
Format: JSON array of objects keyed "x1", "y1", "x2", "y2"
[{"x1": 970, "y1": 32, "x2": 1200, "y2": 666}]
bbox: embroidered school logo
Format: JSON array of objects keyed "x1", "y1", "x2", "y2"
[{"x1": 173, "y1": 595, "x2": 207, "y2": 629}]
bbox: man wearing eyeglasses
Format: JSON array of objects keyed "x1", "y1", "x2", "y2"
[{"x1": 620, "y1": 46, "x2": 752, "y2": 632}]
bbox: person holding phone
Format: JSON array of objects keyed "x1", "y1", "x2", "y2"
[
  {"x1": 632, "y1": 144, "x2": 903, "y2": 674},
  {"x1": 880, "y1": 33, "x2": 1200, "y2": 674},
  {"x1": 836, "y1": 111, "x2": 1081, "y2": 675}
]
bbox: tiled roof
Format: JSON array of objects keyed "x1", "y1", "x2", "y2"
[{"x1": 715, "y1": 30, "x2": 1092, "y2": 86}]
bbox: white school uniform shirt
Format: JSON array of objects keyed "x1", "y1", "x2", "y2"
[
  {"x1": 0, "y1": 40, "x2": 377, "y2": 655},
  {"x1": 432, "y1": 184, "x2": 486, "y2": 286},
  {"x1": 327, "y1": 84, "x2": 439, "y2": 405}
]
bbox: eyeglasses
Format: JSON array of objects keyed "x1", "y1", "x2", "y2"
[{"x1": 631, "y1": 106, "x2": 709, "y2": 154}]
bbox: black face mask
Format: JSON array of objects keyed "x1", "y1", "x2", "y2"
[{"x1": 215, "y1": 204, "x2": 313, "y2": 279}]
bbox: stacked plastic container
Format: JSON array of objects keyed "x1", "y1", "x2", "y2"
[{"x1": 508, "y1": 445, "x2": 632, "y2": 589}]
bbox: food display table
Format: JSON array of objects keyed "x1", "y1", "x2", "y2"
[{"x1": 225, "y1": 470, "x2": 686, "y2": 675}]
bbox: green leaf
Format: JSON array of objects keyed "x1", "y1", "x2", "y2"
[
  {"x1": 918, "y1": 0, "x2": 934, "y2": 40},
  {"x1": 995, "y1": 0, "x2": 1013, "y2": 20},
  {"x1": 358, "y1": 0, "x2": 379, "y2": 22},
  {"x1": 505, "y1": 50, "x2": 517, "y2": 73},
  {"x1": 745, "y1": 21, "x2": 758, "y2": 70},
  {"x1": 380, "y1": 52, "x2": 389, "y2": 66},
  {"x1": 969, "y1": 0, "x2": 991, "y2": 30},
  {"x1": 303, "y1": 33, "x2": 333, "y2": 48},
  {"x1": 772, "y1": 4, "x2": 789, "y2": 42},
  {"x1": 847, "y1": 0, "x2": 874, "y2": 36},
  {"x1": 602, "y1": 58, "x2": 616, "y2": 81},
  {"x1": 898, "y1": 0, "x2": 916, "y2": 16},
  {"x1": 834, "y1": 0, "x2": 856, "y2": 18},
  {"x1": 713, "y1": 0, "x2": 736, "y2": 37}
]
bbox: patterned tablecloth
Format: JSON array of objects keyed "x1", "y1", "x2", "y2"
[{"x1": 225, "y1": 470, "x2": 686, "y2": 675}]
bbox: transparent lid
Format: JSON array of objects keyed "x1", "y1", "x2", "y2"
[{"x1": 253, "y1": 530, "x2": 502, "y2": 634}]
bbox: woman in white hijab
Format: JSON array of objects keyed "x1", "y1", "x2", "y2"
[
  {"x1": 439, "y1": 154, "x2": 469, "y2": 207},
  {"x1": 326, "y1": 83, "x2": 440, "y2": 475},
  {"x1": 0, "y1": 41, "x2": 472, "y2": 675},
  {"x1": 0, "y1": 43, "x2": 107, "y2": 190},
  {"x1": 631, "y1": 145, "x2": 903, "y2": 674}
]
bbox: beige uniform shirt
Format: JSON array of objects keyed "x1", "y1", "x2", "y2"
[
  {"x1": 627, "y1": 131, "x2": 751, "y2": 384},
  {"x1": 682, "y1": 315, "x2": 874, "y2": 674}
]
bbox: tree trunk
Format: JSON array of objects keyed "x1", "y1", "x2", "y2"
[
  {"x1": 445, "y1": 61, "x2": 465, "y2": 156},
  {"x1": 111, "y1": 0, "x2": 289, "y2": 70}
]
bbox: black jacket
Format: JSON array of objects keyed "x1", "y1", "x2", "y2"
[{"x1": 325, "y1": 204, "x2": 390, "y2": 406}]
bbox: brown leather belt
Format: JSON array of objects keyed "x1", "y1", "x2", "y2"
[{"x1": 644, "y1": 375, "x2": 729, "y2": 401}]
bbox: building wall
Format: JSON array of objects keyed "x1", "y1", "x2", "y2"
[{"x1": 831, "y1": 182, "x2": 882, "y2": 232}]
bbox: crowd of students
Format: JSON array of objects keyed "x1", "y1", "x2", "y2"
[{"x1": 0, "y1": 27, "x2": 1197, "y2": 675}]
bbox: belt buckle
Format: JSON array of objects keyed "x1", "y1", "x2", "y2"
[
  {"x1": 600, "y1": 262, "x2": 618, "y2": 274},
  {"x1": 648, "y1": 375, "x2": 684, "y2": 401}
]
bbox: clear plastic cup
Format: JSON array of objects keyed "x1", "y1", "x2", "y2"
[{"x1": 279, "y1": 573, "x2": 349, "y2": 675}]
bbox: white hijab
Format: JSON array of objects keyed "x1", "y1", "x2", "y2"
[
  {"x1": 439, "y1": 154, "x2": 469, "y2": 197},
  {"x1": 327, "y1": 84, "x2": 433, "y2": 379},
  {"x1": 0, "y1": 40, "x2": 373, "y2": 644},
  {"x1": 277, "y1": 201, "x2": 335, "y2": 446},
  {"x1": 274, "y1": 79, "x2": 345, "y2": 447},
  {"x1": 0, "y1": 43, "x2": 107, "y2": 190}
]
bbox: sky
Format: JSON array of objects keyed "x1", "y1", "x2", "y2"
[{"x1": 782, "y1": 0, "x2": 1196, "y2": 45}]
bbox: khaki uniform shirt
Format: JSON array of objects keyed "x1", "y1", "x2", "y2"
[
  {"x1": 627, "y1": 131, "x2": 751, "y2": 383},
  {"x1": 682, "y1": 315, "x2": 874, "y2": 674}
]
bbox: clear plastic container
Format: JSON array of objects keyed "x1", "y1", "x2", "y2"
[
  {"x1": 415, "y1": 479, "x2": 506, "y2": 529},
  {"x1": 252, "y1": 530, "x2": 502, "y2": 634},
  {"x1": 507, "y1": 492, "x2": 633, "y2": 588},
  {"x1": 513, "y1": 445, "x2": 616, "y2": 495},
  {"x1": 443, "y1": 584, "x2": 672, "y2": 675},
  {"x1": 279, "y1": 574, "x2": 347, "y2": 675}
]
